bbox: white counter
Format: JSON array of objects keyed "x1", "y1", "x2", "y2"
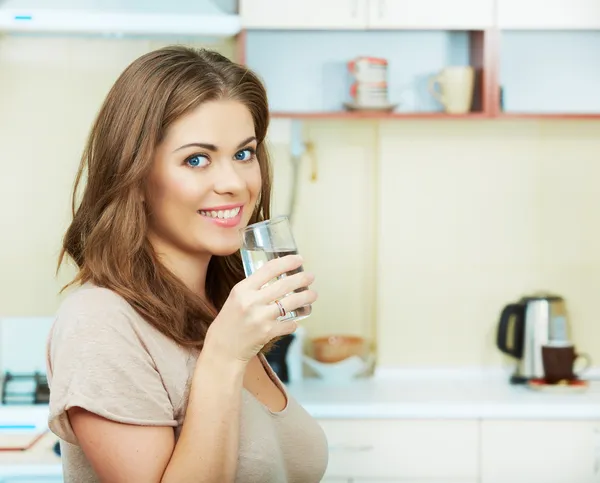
[
  {"x1": 287, "y1": 370, "x2": 600, "y2": 420},
  {"x1": 3, "y1": 372, "x2": 600, "y2": 424}
]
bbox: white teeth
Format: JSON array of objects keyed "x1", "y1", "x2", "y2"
[{"x1": 199, "y1": 207, "x2": 241, "y2": 220}]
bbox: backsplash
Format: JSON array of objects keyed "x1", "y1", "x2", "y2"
[{"x1": 375, "y1": 119, "x2": 600, "y2": 367}]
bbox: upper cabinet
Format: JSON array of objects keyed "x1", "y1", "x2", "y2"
[
  {"x1": 241, "y1": 0, "x2": 600, "y2": 31},
  {"x1": 368, "y1": 0, "x2": 495, "y2": 30},
  {"x1": 240, "y1": 0, "x2": 369, "y2": 29},
  {"x1": 240, "y1": 0, "x2": 494, "y2": 30},
  {"x1": 498, "y1": 0, "x2": 600, "y2": 29}
]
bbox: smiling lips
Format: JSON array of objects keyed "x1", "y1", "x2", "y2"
[{"x1": 198, "y1": 205, "x2": 243, "y2": 227}]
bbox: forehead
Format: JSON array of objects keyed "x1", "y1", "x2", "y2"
[{"x1": 164, "y1": 99, "x2": 255, "y2": 148}]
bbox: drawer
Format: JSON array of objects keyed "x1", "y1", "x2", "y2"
[{"x1": 319, "y1": 419, "x2": 479, "y2": 479}]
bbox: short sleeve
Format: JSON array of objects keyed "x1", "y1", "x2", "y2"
[{"x1": 47, "y1": 288, "x2": 177, "y2": 445}]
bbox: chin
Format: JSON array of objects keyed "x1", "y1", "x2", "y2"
[
  {"x1": 208, "y1": 246, "x2": 241, "y2": 257},
  {"x1": 198, "y1": 238, "x2": 242, "y2": 257}
]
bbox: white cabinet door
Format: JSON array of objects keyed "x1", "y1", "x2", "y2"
[
  {"x1": 498, "y1": 0, "x2": 600, "y2": 29},
  {"x1": 320, "y1": 419, "x2": 479, "y2": 480},
  {"x1": 481, "y1": 420, "x2": 600, "y2": 483},
  {"x1": 367, "y1": 0, "x2": 495, "y2": 29},
  {"x1": 240, "y1": 0, "x2": 369, "y2": 29},
  {"x1": 355, "y1": 480, "x2": 476, "y2": 483}
]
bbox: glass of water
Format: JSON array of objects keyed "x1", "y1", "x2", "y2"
[{"x1": 240, "y1": 216, "x2": 312, "y2": 322}]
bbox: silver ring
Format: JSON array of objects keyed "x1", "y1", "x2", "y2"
[{"x1": 275, "y1": 300, "x2": 286, "y2": 318}]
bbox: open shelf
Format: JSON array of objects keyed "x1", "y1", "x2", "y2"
[
  {"x1": 238, "y1": 28, "x2": 600, "y2": 120},
  {"x1": 498, "y1": 30, "x2": 600, "y2": 115},
  {"x1": 243, "y1": 29, "x2": 492, "y2": 117}
]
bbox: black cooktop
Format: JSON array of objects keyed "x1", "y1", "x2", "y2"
[{"x1": 1, "y1": 371, "x2": 50, "y2": 405}]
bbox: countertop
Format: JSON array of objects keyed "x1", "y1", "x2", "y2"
[
  {"x1": 286, "y1": 368, "x2": 600, "y2": 420},
  {"x1": 4, "y1": 370, "x2": 600, "y2": 424}
]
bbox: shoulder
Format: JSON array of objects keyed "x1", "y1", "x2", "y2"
[
  {"x1": 51, "y1": 283, "x2": 147, "y2": 347},
  {"x1": 47, "y1": 285, "x2": 179, "y2": 445},
  {"x1": 58, "y1": 282, "x2": 134, "y2": 318}
]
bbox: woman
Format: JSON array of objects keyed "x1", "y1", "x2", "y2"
[{"x1": 46, "y1": 45, "x2": 328, "y2": 483}]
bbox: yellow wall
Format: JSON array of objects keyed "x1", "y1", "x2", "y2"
[
  {"x1": 0, "y1": 35, "x2": 235, "y2": 315},
  {"x1": 2, "y1": 36, "x2": 600, "y2": 368},
  {"x1": 376, "y1": 120, "x2": 600, "y2": 367}
]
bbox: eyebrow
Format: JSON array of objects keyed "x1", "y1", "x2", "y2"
[{"x1": 173, "y1": 136, "x2": 257, "y2": 153}]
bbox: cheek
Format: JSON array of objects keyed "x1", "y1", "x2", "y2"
[
  {"x1": 148, "y1": 170, "x2": 203, "y2": 209},
  {"x1": 171, "y1": 177, "x2": 201, "y2": 204}
]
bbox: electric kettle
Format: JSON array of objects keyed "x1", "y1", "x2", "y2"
[{"x1": 496, "y1": 293, "x2": 571, "y2": 383}]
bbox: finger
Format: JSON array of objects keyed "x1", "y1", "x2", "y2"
[
  {"x1": 267, "y1": 289, "x2": 318, "y2": 320},
  {"x1": 259, "y1": 271, "x2": 314, "y2": 303},
  {"x1": 280, "y1": 289, "x2": 318, "y2": 314},
  {"x1": 244, "y1": 254, "x2": 303, "y2": 290},
  {"x1": 267, "y1": 320, "x2": 298, "y2": 339}
]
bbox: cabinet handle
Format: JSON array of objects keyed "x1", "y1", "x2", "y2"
[{"x1": 329, "y1": 443, "x2": 374, "y2": 452}]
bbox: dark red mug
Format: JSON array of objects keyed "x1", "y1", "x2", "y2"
[{"x1": 542, "y1": 343, "x2": 592, "y2": 384}]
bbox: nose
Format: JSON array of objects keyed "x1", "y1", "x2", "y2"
[{"x1": 212, "y1": 158, "x2": 246, "y2": 195}]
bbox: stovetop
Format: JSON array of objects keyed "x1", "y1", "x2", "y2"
[{"x1": 1, "y1": 372, "x2": 49, "y2": 405}]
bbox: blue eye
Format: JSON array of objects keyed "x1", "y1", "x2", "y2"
[
  {"x1": 186, "y1": 155, "x2": 208, "y2": 168},
  {"x1": 234, "y1": 149, "x2": 254, "y2": 162}
]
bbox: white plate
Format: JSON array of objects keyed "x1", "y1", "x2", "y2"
[{"x1": 343, "y1": 102, "x2": 398, "y2": 112}]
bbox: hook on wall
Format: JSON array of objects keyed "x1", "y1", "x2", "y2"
[
  {"x1": 290, "y1": 120, "x2": 317, "y2": 182},
  {"x1": 286, "y1": 120, "x2": 317, "y2": 221},
  {"x1": 290, "y1": 119, "x2": 305, "y2": 158}
]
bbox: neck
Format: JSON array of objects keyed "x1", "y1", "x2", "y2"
[{"x1": 148, "y1": 236, "x2": 210, "y2": 296}]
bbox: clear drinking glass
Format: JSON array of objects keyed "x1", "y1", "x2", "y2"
[{"x1": 240, "y1": 216, "x2": 312, "y2": 322}]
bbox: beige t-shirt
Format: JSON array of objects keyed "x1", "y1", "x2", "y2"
[{"x1": 46, "y1": 283, "x2": 329, "y2": 483}]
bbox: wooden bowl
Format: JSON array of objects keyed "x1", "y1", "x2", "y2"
[{"x1": 311, "y1": 335, "x2": 366, "y2": 363}]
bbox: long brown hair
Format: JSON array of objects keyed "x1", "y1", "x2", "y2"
[{"x1": 59, "y1": 46, "x2": 272, "y2": 350}]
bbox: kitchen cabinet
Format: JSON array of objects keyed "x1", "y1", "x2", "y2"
[
  {"x1": 481, "y1": 420, "x2": 600, "y2": 483},
  {"x1": 240, "y1": 0, "x2": 494, "y2": 30},
  {"x1": 367, "y1": 0, "x2": 495, "y2": 30},
  {"x1": 498, "y1": 0, "x2": 600, "y2": 29},
  {"x1": 319, "y1": 419, "x2": 479, "y2": 480},
  {"x1": 239, "y1": 0, "x2": 368, "y2": 29}
]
